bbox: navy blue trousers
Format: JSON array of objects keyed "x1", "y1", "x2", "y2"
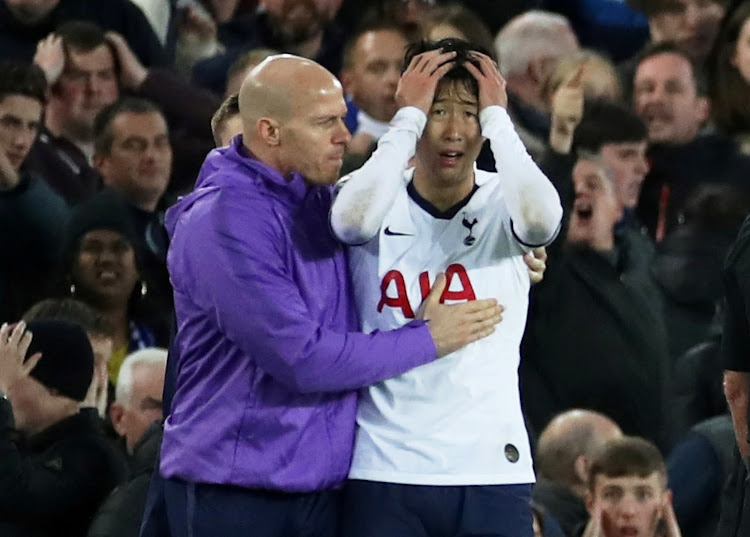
[
  {"x1": 341, "y1": 480, "x2": 534, "y2": 537},
  {"x1": 161, "y1": 478, "x2": 340, "y2": 537}
]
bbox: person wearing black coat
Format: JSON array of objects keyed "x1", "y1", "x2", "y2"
[
  {"x1": 87, "y1": 423, "x2": 162, "y2": 537},
  {"x1": 521, "y1": 154, "x2": 670, "y2": 450},
  {"x1": 0, "y1": 320, "x2": 127, "y2": 537}
]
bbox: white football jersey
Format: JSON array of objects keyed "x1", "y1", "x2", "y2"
[{"x1": 347, "y1": 167, "x2": 536, "y2": 486}]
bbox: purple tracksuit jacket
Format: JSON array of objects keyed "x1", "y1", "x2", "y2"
[{"x1": 160, "y1": 136, "x2": 435, "y2": 492}]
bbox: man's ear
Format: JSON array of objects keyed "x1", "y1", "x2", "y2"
[
  {"x1": 109, "y1": 402, "x2": 126, "y2": 437},
  {"x1": 93, "y1": 153, "x2": 107, "y2": 176},
  {"x1": 257, "y1": 118, "x2": 281, "y2": 146},
  {"x1": 340, "y1": 68, "x2": 355, "y2": 95},
  {"x1": 585, "y1": 490, "x2": 595, "y2": 515}
]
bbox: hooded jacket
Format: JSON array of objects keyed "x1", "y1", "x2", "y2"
[{"x1": 159, "y1": 136, "x2": 435, "y2": 492}]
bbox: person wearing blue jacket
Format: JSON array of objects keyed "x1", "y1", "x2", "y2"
[{"x1": 158, "y1": 53, "x2": 503, "y2": 537}]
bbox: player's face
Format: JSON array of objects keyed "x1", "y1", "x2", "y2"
[
  {"x1": 415, "y1": 80, "x2": 483, "y2": 189},
  {"x1": 281, "y1": 80, "x2": 351, "y2": 186},
  {"x1": 587, "y1": 473, "x2": 666, "y2": 537},
  {"x1": 599, "y1": 141, "x2": 649, "y2": 210}
]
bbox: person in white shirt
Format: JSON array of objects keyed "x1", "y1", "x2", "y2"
[{"x1": 330, "y1": 38, "x2": 563, "y2": 537}]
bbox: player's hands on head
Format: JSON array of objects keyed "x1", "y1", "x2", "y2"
[
  {"x1": 464, "y1": 52, "x2": 508, "y2": 110},
  {"x1": 524, "y1": 247, "x2": 547, "y2": 285},
  {"x1": 417, "y1": 273, "x2": 504, "y2": 358},
  {"x1": 396, "y1": 49, "x2": 457, "y2": 115}
]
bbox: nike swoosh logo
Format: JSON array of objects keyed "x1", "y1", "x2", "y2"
[{"x1": 384, "y1": 226, "x2": 413, "y2": 237}]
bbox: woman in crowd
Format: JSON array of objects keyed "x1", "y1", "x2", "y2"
[
  {"x1": 60, "y1": 193, "x2": 168, "y2": 386},
  {"x1": 709, "y1": 2, "x2": 750, "y2": 153}
]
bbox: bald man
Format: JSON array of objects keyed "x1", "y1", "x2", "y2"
[
  {"x1": 532, "y1": 410, "x2": 623, "y2": 536},
  {"x1": 156, "y1": 55, "x2": 502, "y2": 537}
]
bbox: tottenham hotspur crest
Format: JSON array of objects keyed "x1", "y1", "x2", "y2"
[{"x1": 462, "y1": 213, "x2": 478, "y2": 246}]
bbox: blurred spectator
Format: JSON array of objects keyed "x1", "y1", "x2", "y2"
[
  {"x1": 0, "y1": 60, "x2": 68, "y2": 324},
  {"x1": 521, "y1": 154, "x2": 669, "y2": 451},
  {"x1": 541, "y1": 50, "x2": 623, "y2": 106},
  {"x1": 28, "y1": 21, "x2": 116, "y2": 204},
  {"x1": 578, "y1": 436, "x2": 681, "y2": 537},
  {"x1": 717, "y1": 214, "x2": 750, "y2": 535},
  {"x1": 708, "y1": 1, "x2": 750, "y2": 153},
  {"x1": 668, "y1": 415, "x2": 736, "y2": 537},
  {"x1": 193, "y1": 0, "x2": 345, "y2": 95},
  {"x1": 211, "y1": 93, "x2": 241, "y2": 147},
  {"x1": 0, "y1": 320, "x2": 126, "y2": 537},
  {"x1": 28, "y1": 22, "x2": 218, "y2": 204},
  {"x1": 87, "y1": 348, "x2": 167, "y2": 537},
  {"x1": 628, "y1": 0, "x2": 727, "y2": 64},
  {"x1": 545, "y1": 0, "x2": 650, "y2": 62},
  {"x1": 632, "y1": 42, "x2": 750, "y2": 240},
  {"x1": 356, "y1": 0, "x2": 439, "y2": 41},
  {"x1": 91, "y1": 98, "x2": 174, "y2": 326},
  {"x1": 224, "y1": 47, "x2": 278, "y2": 97},
  {"x1": 532, "y1": 409, "x2": 624, "y2": 536},
  {"x1": 60, "y1": 192, "x2": 169, "y2": 386},
  {"x1": 0, "y1": 0, "x2": 165, "y2": 66},
  {"x1": 669, "y1": 311, "x2": 727, "y2": 438},
  {"x1": 421, "y1": 3, "x2": 497, "y2": 61},
  {"x1": 652, "y1": 185, "x2": 750, "y2": 360},
  {"x1": 495, "y1": 11, "x2": 579, "y2": 157},
  {"x1": 339, "y1": 24, "x2": 407, "y2": 169},
  {"x1": 23, "y1": 297, "x2": 114, "y2": 421}
]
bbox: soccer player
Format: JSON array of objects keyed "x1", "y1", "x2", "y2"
[{"x1": 330, "y1": 39, "x2": 563, "y2": 536}]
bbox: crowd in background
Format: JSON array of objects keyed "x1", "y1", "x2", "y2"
[{"x1": 1, "y1": 0, "x2": 750, "y2": 535}]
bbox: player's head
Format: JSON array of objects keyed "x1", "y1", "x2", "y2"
[
  {"x1": 239, "y1": 55, "x2": 351, "y2": 186},
  {"x1": 407, "y1": 38, "x2": 488, "y2": 188},
  {"x1": 586, "y1": 436, "x2": 669, "y2": 537}
]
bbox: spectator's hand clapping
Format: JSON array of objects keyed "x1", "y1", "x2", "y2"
[
  {"x1": 105, "y1": 32, "x2": 148, "y2": 90},
  {"x1": 464, "y1": 52, "x2": 508, "y2": 110},
  {"x1": 33, "y1": 33, "x2": 65, "y2": 85},
  {"x1": 396, "y1": 49, "x2": 456, "y2": 115},
  {"x1": 0, "y1": 322, "x2": 41, "y2": 394}
]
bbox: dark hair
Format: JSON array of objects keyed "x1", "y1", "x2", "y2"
[
  {"x1": 0, "y1": 60, "x2": 47, "y2": 105},
  {"x1": 421, "y1": 4, "x2": 497, "y2": 63},
  {"x1": 627, "y1": 0, "x2": 728, "y2": 16},
  {"x1": 342, "y1": 23, "x2": 409, "y2": 71},
  {"x1": 211, "y1": 93, "x2": 240, "y2": 146},
  {"x1": 573, "y1": 98, "x2": 648, "y2": 153},
  {"x1": 709, "y1": 2, "x2": 750, "y2": 136},
  {"x1": 634, "y1": 41, "x2": 708, "y2": 96},
  {"x1": 23, "y1": 298, "x2": 107, "y2": 338},
  {"x1": 404, "y1": 38, "x2": 489, "y2": 98},
  {"x1": 56, "y1": 20, "x2": 109, "y2": 54},
  {"x1": 94, "y1": 97, "x2": 164, "y2": 156},
  {"x1": 587, "y1": 436, "x2": 666, "y2": 491}
]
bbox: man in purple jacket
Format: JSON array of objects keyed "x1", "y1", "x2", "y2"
[{"x1": 158, "y1": 53, "x2": 503, "y2": 537}]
